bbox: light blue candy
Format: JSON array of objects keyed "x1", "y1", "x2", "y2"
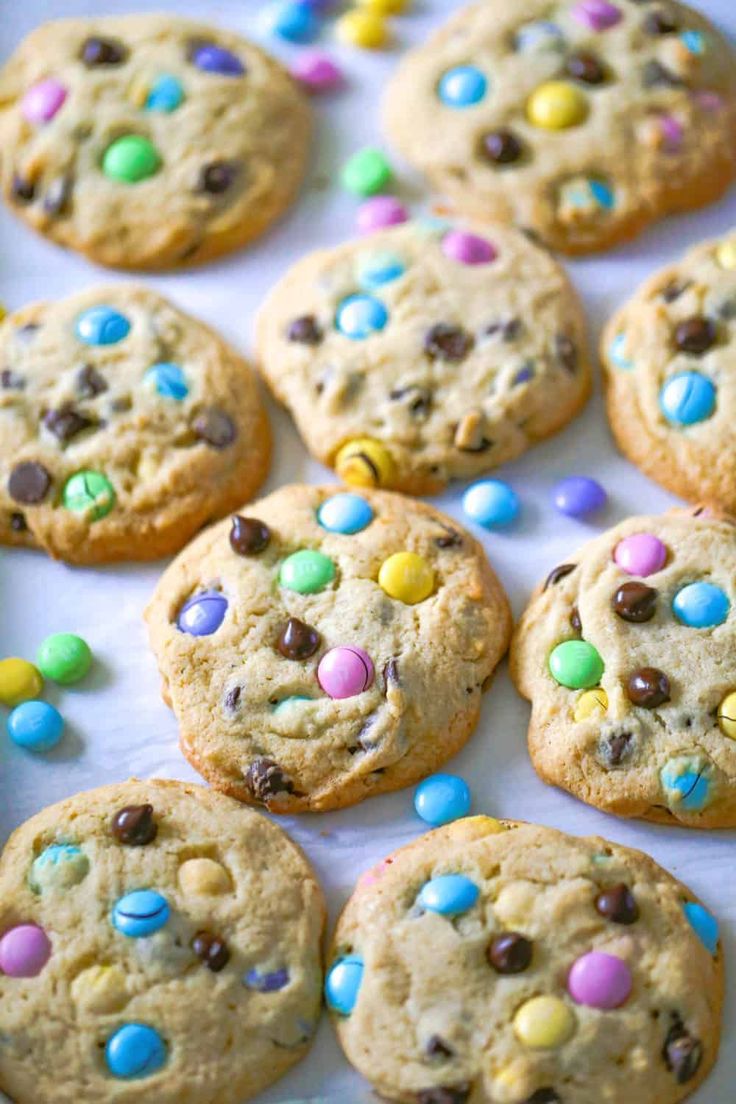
[
  {"x1": 672, "y1": 581, "x2": 729, "y2": 628},
  {"x1": 273, "y1": 696, "x2": 313, "y2": 714},
  {"x1": 145, "y1": 362, "x2": 189, "y2": 400},
  {"x1": 317, "y1": 493, "x2": 374, "y2": 534},
  {"x1": 268, "y1": 0, "x2": 320, "y2": 43},
  {"x1": 112, "y1": 889, "x2": 170, "y2": 937},
  {"x1": 681, "y1": 30, "x2": 705, "y2": 55},
  {"x1": 414, "y1": 774, "x2": 471, "y2": 827},
  {"x1": 659, "y1": 371, "x2": 716, "y2": 426},
  {"x1": 683, "y1": 902, "x2": 719, "y2": 955},
  {"x1": 660, "y1": 760, "x2": 711, "y2": 812},
  {"x1": 145, "y1": 74, "x2": 185, "y2": 112},
  {"x1": 105, "y1": 1023, "x2": 167, "y2": 1079},
  {"x1": 29, "y1": 843, "x2": 89, "y2": 892},
  {"x1": 609, "y1": 332, "x2": 633, "y2": 370},
  {"x1": 325, "y1": 955, "x2": 364, "y2": 1015},
  {"x1": 417, "y1": 873, "x2": 479, "y2": 916},
  {"x1": 437, "y1": 65, "x2": 488, "y2": 108},
  {"x1": 335, "y1": 295, "x2": 388, "y2": 340},
  {"x1": 589, "y1": 179, "x2": 615, "y2": 210},
  {"x1": 514, "y1": 20, "x2": 565, "y2": 52},
  {"x1": 357, "y1": 251, "x2": 406, "y2": 291},
  {"x1": 7, "y1": 700, "x2": 63, "y2": 753},
  {"x1": 462, "y1": 479, "x2": 520, "y2": 529},
  {"x1": 74, "y1": 306, "x2": 131, "y2": 346}
]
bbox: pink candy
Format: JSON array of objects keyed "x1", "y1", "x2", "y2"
[
  {"x1": 318, "y1": 646, "x2": 374, "y2": 699},
  {"x1": 0, "y1": 923, "x2": 51, "y2": 978},
  {"x1": 291, "y1": 49, "x2": 344, "y2": 93},
  {"x1": 659, "y1": 114, "x2": 684, "y2": 152},
  {"x1": 442, "y1": 231, "x2": 497, "y2": 266},
  {"x1": 614, "y1": 533, "x2": 668, "y2": 577},
  {"x1": 357, "y1": 195, "x2": 409, "y2": 234},
  {"x1": 571, "y1": 0, "x2": 622, "y2": 31},
  {"x1": 567, "y1": 951, "x2": 632, "y2": 1009},
  {"x1": 22, "y1": 79, "x2": 67, "y2": 124}
]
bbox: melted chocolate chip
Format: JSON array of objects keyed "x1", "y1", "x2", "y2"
[
  {"x1": 643, "y1": 60, "x2": 684, "y2": 87},
  {"x1": 554, "y1": 334, "x2": 578, "y2": 373},
  {"x1": 77, "y1": 364, "x2": 108, "y2": 398},
  {"x1": 663, "y1": 1018, "x2": 703, "y2": 1084},
  {"x1": 644, "y1": 9, "x2": 679, "y2": 33},
  {"x1": 613, "y1": 582, "x2": 657, "y2": 623},
  {"x1": 569, "y1": 606, "x2": 582, "y2": 633},
  {"x1": 481, "y1": 128, "x2": 523, "y2": 164},
  {"x1": 435, "y1": 527, "x2": 463, "y2": 549},
  {"x1": 8, "y1": 461, "x2": 51, "y2": 505},
  {"x1": 277, "y1": 617, "x2": 321, "y2": 660},
  {"x1": 10, "y1": 512, "x2": 27, "y2": 532},
  {"x1": 595, "y1": 883, "x2": 639, "y2": 924},
  {"x1": 627, "y1": 667, "x2": 671, "y2": 708},
  {"x1": 544, "y1": 563, "x2": 576, "y2": 591},
  {"x1": 487, "y1": 932, "x2": 533, "y2": 974},
  {"x1": 288, "y1": 315, "x2": 323, "y2": 345},
  {"x1": 11, "y1": 175, "x2": 35, "y2": 204},
  {"x1": 43, "y1": 176, "x2": 73, "y2": 217},
  {"x1": 424, "y1": 323, "x2": 474, "y2": 362},
  {"x1": 599, "y1": 729, "x2": 635, "y2": 767},
  {"x1": 111, "y1": 804, "x2": 157, "y2": 846},
  {"x1": 16, "y1": 323, "x2": 39, "y2": 343},
  {"x1": 674, "y1": 316, "x2": 717, "y2": 355},
  {"x1": 525, "y1": 1092, "x2": 561, "y2": 1104},
  {"x1": 244, "y1": 758, "x2": 295, "y2": 803},
  {"x1": 230, "y1": 515, "x2": 271, "y2": 555},
  {"x1": 80, "y1": 36, "x2": 128, "y2": 66},
  {"x1": 193, "y1": 408, "x2": 236, "y2": 449},
  {"x1": 565, "y1": 51, "x2": 607, "y2": 84},
  {"x1": 223, "y1": 685, "x2": 242, "y2": 712},
  {"x1": 192, "y1": 931, "x2": 230, "y2": 972},
  {"x1": 417, "y1": 1087, "x2": 471, "y2": 1104},
  {"x1": 198, "y1": 160, "x2": 238, "y2": 195},
  {"x1": 43, "y1": 404, "x2": 94, "y2": 443},
  {"x1": 486, "y1": 318, "x2": 523, "y2": 342},
  {"x1": 661, "y1": 280, "x2": 691, "y2": 303},
  {"x1": 425, "y1": 1035, "x2": 455, "y2": 1059},
  {"x1": 390, "y1": 386, "x2": 433, "y2": 419},
  {"x1": 1, "y1": 369, "x2": 24, "y2": 389},
  {"x1": 383, "y1": 658, "x2": 400, "y2": 689}
]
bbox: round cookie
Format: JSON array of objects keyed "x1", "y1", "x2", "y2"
[
  {"x1": 145, "y1": 484, "x2": 512, "y2": 813},
  {"x1": 0, "y1": 15, "x2": 311, "y2": 269},
  {"x1": 383, "y1": 0, "x2": 736, "y2": 255},
  {"x1": 327, "y1": 815, "x2": 723, "y2": 1104},
  {"x1": 0, "y1": 285, "x2": 270, "y2": 564},
  {"x1": 602, "y1": 230, "x2": 736, "y2": 514},
  {"x1": 511, "y1": 507, "x2": 736, "y2": 828},
  {"x1": 256, "y1": 220, "x2": 590, "y2": 495},
  {"x1": 0, "y1": 778, "x2": 325, "y2": 1104}
]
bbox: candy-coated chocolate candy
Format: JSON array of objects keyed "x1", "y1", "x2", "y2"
[
  {"x1": 30, "y1": 843, "x2": 89, "y2": 893},
  {"x1": 317, "y1": 492, "x2": 374, "y2": 534},
  {"x1": 357, "y1": 250, "x2": 406, "y2": 289},
  {"x1": 145, "y1": 362, "x2": 188, "y2": 400},
  {"x1": 613, "y1": 582, "x2": 657, "y2": 623},
  {"x1": 488, "y1": 932, "x2": 533, "y2": 974},
  {"x1": 595, "y1": 883, "x2": 639, "y2": 924},
  {"x1": 318, "y1": 646, "x2": 374, "y2": 698},
  {"x1": 571, "y1": 0, "x2": 622, "y2": 30},
  {"x1": 378, "y1": 551, "x2": 435, "y2": 604},
  {"x1": 613, "y1": 533, "x2": 667, "y2": 576},
  {"x1": 112, "y1": 889, "x2": 170, "y2": 937},
  {"x1": 660, "y1": 758, "x2": 711, "y2": 811},
  {"x1": 177, "y1": 857, "x2": 231, "y2": 896},
  {"x1": 62, "y1": 471, "x2": 116, "y2": 520},
  {"x1": 192, "y1": 930, "x2": 230, "y2": 971},
  {"x1": 660, "y1": 371, "x2": 716, "y2": 426},
  {"x1": 437, "y1": 65, "x2": 488, "y2": 108},
  {"x1": 335, "y1": 294, "x2": 389, "y2": 339},
  {"x1": 357, "y1": 0, "x2": 409, "y2": 11},
  {"x1": 268, "y1": 1, "x2": 321, "y2": 43},
  {"x1": 8, "y1": 700, "x2": 63, "y2": 752},
  {"x1": 552, "y1": 476, "x2": 607, "y2": 518},
  {"x1": 22, "y1": 78, "x2": 67, "y2": 124},
  {"x1": 357, "y1": 195, "x2": 409, "y2": 234},
  {"x1": 513, "y1": 995, "x2": 576, "y2": 1048},
  {"x1": 325, "y1": 955, "x2": 364, "y2": 1014},
  {"x1": 481, "y1": 128, "x2": 524, "y2": 165},
  {"x1": 414, "y1": 773, "x2": 471, "y2": 826},
  {"x1": 0, "y1": 923, "x2": 51, "y2": 977},
  {"x1": 105, "y1": 1023, "x2": 167, "y2": 1079},
  {"x1": 0, "y1": 657, "x2": 43, "y2": 706},
  {"x1": 244, "y1": 965, "x2": 290, "y2": 991},
  {"x1": 442, "y1": 230, "x2": 497, "y2": 265},
  {"x1": 627, "y1": 666, "x2": 670, "y2": 708},
  {"x1": 683, "y1": 902, "x2": 719, "y2": 955},
  {"x1": 177, "y1": 590, "x2": 228, "y2": 635},
  {"x1": 549, "y1": 640, "x2": 604, "y2": 689},
  {"x1": 463, "y1": 479, "x2": 519, "y2": 528},
  {"x1": 336, "y1": 10, "x2": 388, "y2": 48},
  {"x1": 417, "y1": 873, "x2": 479, "y2": 916},
  {"x1": 716, "y1": 239, "x2": 736, "y2": 270},
  {"x1": 111, "y1": 804, "x2": 157, "y2": 846},
  {"x1": 74, "y1": 305, "x2": 130, "y2": 345},
  {"x1": 188, "y1": 42, "x2": 245, "y2": 76},
  {"x1": 717, "y1": 691, "x2": 736, "y2": 738},
  {"x1": 567, "y1": 951, "x2": 632, "y2": 1009},
  {"x1": 291, "y1": 49, "x2": 344, "y2": 92},
  {"x1": 273, "y1": 695, "x2": 313, "y2": 714},
  {"x1": 672, "y1": 581, "x2": 729, "y2": 628},
  {"x1": 515, "y1": 20, "x2": 565, "y2": 53},
  {"x1": 527, "y1": 81, "x2": 588, "y2": 129},
  {"x1": 72, "y1": 964, "x2": 129, "y2": 1014},
  {"x1": 574, "y1": 686, "x2": 608, "y2": 722},
  {"x1": 145, "y1": 74, "x2": 184, "y2": 112},
  {"x1": 335, "y1": 437, "x2": 395, "y2": 487},
  {"x1": 341, "y1": 148, "x2": 391, "y2": 196},
  {"x1": 37, "y1": 632, "x2": 92, "y2": 684},
  {"x1": 280, "y1": 549, "x2": 336, "y2": 594},
  {"x1": 609, "y1": 332, "x2": 633, "y2": 369},
  {"x1": 681, "y1": 29, "x2": 706, "y2": 54},
  {"x1": 102, "y1": 135, "x2": 161, "y2": 183}
]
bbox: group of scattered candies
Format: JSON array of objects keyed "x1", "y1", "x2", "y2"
[
  {"x1": 0, "y1": 634, "x2": 92, "y2": 753},
  {"x1": 267, "y1": 0, "x2": 411, "y2": 55},
  {"x1": 458, "y1": 474, "x2": 607, "y2": 531}
]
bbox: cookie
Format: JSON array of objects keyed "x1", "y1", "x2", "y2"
[
  {"x1": 383, "y1": 0, "x2": 736, "y2": 255},
  {"x1": 327, "y1": 815, "x2": 723, "y2": 1104},
  {"x1": 602, "y1": 230, "x2": 736, "y2": 513},
  {"x1": 0, "y1": 778, "x2": 325, "y2": 1104},
  {"x1": 0, "y1": 15, "x2": 311, "y2": 269},
  {"x1": 0, "y1": 285, "x2": 270, "y2": 564},
  {"x1": 256, "y1": 220, "x2": 589, "y2": 495},
  {"x1": 145, "y1": 484, "x2": 512, "y2": 813},
  {"x1": 510, "y1": 507, "x2": 736, "y2": 828}
]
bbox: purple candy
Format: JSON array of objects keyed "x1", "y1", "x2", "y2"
[
  {"x1": 291, "y1": 49, "x2": 344, "y2": 93},
  {"x1": 190, "y1": 42, "x2": 245, "y2": 76},
  {"x1": 513, "y1": 364, "x2": 535, "y2": 386},
  {"x1": 552, "y1": 476, "x2": 607, "y2": 518},
  {"x1": 244, "y1": 966, "x2": 290, "y2": 992},
  {"x1": 357, "y1": 195, "x2": 409, "y2": 235},
  {"x1": 567, "y1": 951, "x2": 632, "y2": 1009},
  {"x1": 571, "y1": 0, "x2": 622, "y2": 30},
  {"x1": 442, "y1": 231, "x2": 497, "y2": 266},
  {"x1": 22, "y1": 79, "x2": 67, "y2": 124},
  {"x1": 0, "y1": 923, "x2": 51, "y2": 978},
  {"x1": 177, "y1": 590, "x2": 228, "y2": 636}
]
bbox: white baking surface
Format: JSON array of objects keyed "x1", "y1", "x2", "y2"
[{"x1": 1, "y1": 1, "x2": 735, "y2": 1101}]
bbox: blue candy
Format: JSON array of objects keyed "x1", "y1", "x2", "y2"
[
  {"x1": 335, "y1": 294, "x2": 389, "y2": 340},
  {"x1": 145, "y1": 362, "x2": 189, "y2": 401},
  {"x1": 8, "y1": 700, "x2": 63, "y2": 753},
  {"x1": 267, "y1": 1, "x2": 321, "y2": 42},
  {"x1": 672, "y1": 581, "x2": 729, "y2": 628},
  {"x1": 683, "y1": 902, "x2": 719, "y2": 955},
  {"x1": 680, "y1": 30, "x2": 705, "y2": 55},
  {"x1": 462, "y1": 479, "x2": 520, "y2": 529},
  {"x1": 74, "y1": 306, "x2": 131, "y2": 346},
  {"x1": 177, "y1": 591, "x2": 228, "y2": 636},
  {"x1": 659, "y1": 371, "x2": 716, "y2": 426},
  {"x1": 189, "y1": 42, "x2": 245, "y2": 76},
  {"x1": 357, "y1": 251, "x2": 406, "y2": 291},
  {"x1": 589, "y1": 179, "x2": 615, "y2": 210},
  {"x1": 417, "y1": 873, "x2": 479, "y2": 916},
  {"x1": 317, "y1": 493, "x2": 374, "y2": 534},
  {"x1": 660, "y1": 759, "x2": 711, "y2": 812},
  {"x1": 514, "y1": 20, "x2": 565, "y2": 52},
  {"x1": 609, "y1": 332, "x2": 633, "y2": 370},
  {"x1": 552, "y1": 476, "x2": 607, "y2": 519},
  {"x1": 105, "y1": 1023, "x2": 167, "y2": 1079},
  {"x1": 414, "y1": 774, "x2": 471, "y2": 827},
  {"x1": 244, "y1": 966, "x2": 290, "y2": 992},
  {"x1": 145, "y1": 75, "x2": 184, "y2": 112},
  {"x1": 437, "y1": 66, "x2": 488, "y2": 108},
  {"x1": 325, "y1": 955, "x2": 364, "y2": 1015},
  {"x1": 112, "y1": 889, "x2": 170, "y2": 937},
  {"x1": 29, "y1": 843, "x2": 89, "y2": 892}
]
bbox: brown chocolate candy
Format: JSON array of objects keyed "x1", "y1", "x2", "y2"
[
  {"x1": 244, "y1": 757, "x2": 295, "y2": 803},
  {"x1": 288, "y1": 315, "x2": 323, "y2": 345},
  {"x1": 424, "y1": 323, "x2": 474, "y2": 362},
  {"x1": 487, "y1": 932, "x2": 533, "y2": 974},
  {"x1": 544, "y1": 563, "x2": 576, "y2": 591},
  {"x1": 277, "y1": 617, "x2": 321, "y2": 660},
  {"x1": 627, "y1": 667, "x2": 670, "y2": 708},
  {"x1": 192, "y1": 930, "x2": 230, "y2": 972},
  {"x1": 230, "y1": 515, "x2": 271, "y2": 555},
  {"x1": 595, "y1": 883, "x2": 639, "y2": 924},
  {"x1": 43, "y1": 405, "x2": 94, "y2": 443},
  {"x1": 193, "y1": 408, "x2": 236, "y2": 449},
  {"x1": 80, "y1": 36, "x2": 128, "y2": 66},
  {"x1": 111, "y1": 803, "x2": 157, "y2": 846},
  {"x1": 662, "y1": 1017, "x2": 703, "y2": 1084},
  {"x1": 481, "y1": 128, "x2": 523, "y2": 164},
  {"x1": 8, "y1": 461, "x2": 51, "y2": 505},
  {"x1": 613, "y1": 582, "x2": 657, "y2": 623},
  {"x1": 565, "y1": 51, "x2": 607, "y2": 84},
  {"x1": 674, "y1": 316, "x2": 717, "y2": 355},
  {"x1": 198, "y1": 160, "x2": 238, "y2": 195}
]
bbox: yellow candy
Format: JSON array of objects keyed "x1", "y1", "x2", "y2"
[
  {"x1": 357, "y1": 0, "x2": 409, "y2": 12},
  {"x1": 491, "y1": 1064, "x2": 534, "y2": 1104},
  {"x1": 513, "y1": 995, "x2": 576, "y2": 1049},
  {"x1": 378, "y1": 551, "x2": 435, "y2": 604},
  {"x1": 177, "y1": 857, "x2": 232, "y2": 896},
  {"x1": 445, "y1": 815, "x2": 505, "y2": 842},
  {"x1": 335, "y1": 437, "x2": 395, "y2": 487},
  {"x1": 71, "y1": 965, "x2": 129, "y2": 1013},
  {"x1": 574, "y1": 687, "x2": 608, "y2": 722},
  {"x1": 336, "y1": 10, "x2": 389, "y2": 49},
  {"x1": 716, "y1": 240, "x2": 736, "y2": 270},
  {"x1": 527, "y1": 81, "x2": 588, "y2": 130},
  {"x1": 0, "y1": 657, "x2": 43, "y2": 707},
  {"x1": 717, "y1": 691, "x2": 736, "y2": 739}
]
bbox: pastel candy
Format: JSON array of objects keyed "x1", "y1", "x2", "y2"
[
  {"x1": 335, "y1": 437, "x2": 395, "y2": 487},
  {"x1": 515, "y1": 21, "x2": 565, "y2": 53},
  {"x1": 378, "y1": 551, "x2": 435, "y2": 604},
  {"x1": 291, "y1": 49, "x2": 344, "y2": 93},
  {"x1": 145, "y1": 74, "x2": 184, "y2": 112},
  {"x1": 268, "y1": 1, "x2": 321, "y2": 43},
  {"x1": 102, "y1": 135, "x2": 161, "y2": 183},
  {"x1": 567, "y1": 951, "x2": 632, "y2": 1009},
  {"x1": 357, "y1": 195, "x2": 409, "y2": 234},
  {"x1": 189, "y1": 42, "x2": 245, "y2": 76},
  {"x1": 683, "y1": 902, "x2": 719, "y2": 955},
  {"x1": 442, "y1": 230, "x2": 496, "y2": 265},
  {"x1": 105, "y1": 1023, "x2": 167, "y2": 1079},
  {"x1": 146, "y1": 362, "x2": 189, "y2": 400},
  {"x1": 717, "y1": 691, "x2": 736, "y2": 738},
  {"x1": 571, "y1": 0, "x2": 622, "y2": 30},
  {"x1": 22, "y1": 78, "x2": 67, "y2": 123},
  {"x1": 527, "y1": 81, "x2": 588, "y2": 129},
  {"x1": 30, "y1": 843, "x2": 89, "y2": 892},
  {"x1": 8, "y1": 700, "x2": 64, "y2": 752},
  {"x1": 279, "y1": 550, "x2": 336, "y2": 593},
  {"x1": 325, "y1": 955, "x2": 364, "y2": 1015},
  {"x1": 513, "y1": 995, "x2": 576, "y2": 1048},
  {"x1": 357, "y1": 250, "x2": 406, "y2": 289},
  {"x1": 244, "y1": 966, "x2": 290, "y2": 991},
  {"x1": 614, "y1": 533, "x2": 667, "y2": 576},
  {"x1": 660, "y1": 758, "x2": 711, "y2": 811},
  {"x1": 75, "y1": 305, "x2": 131, "y2": 345},
  {"x1": 61, "y1": 471, "x2": 116, "y2": 520},
  {"x1": 0, "y1": 923, "x2": 51, "y2": 977},
  {"x1": 660, "y1": 371, "x2": 716, "y2": 425},
  {"x1": 609, "y1": 332, "x2": 633, "y2": 369},
  {"x1": 72, "y1": 964, "x2": 129, "y2": 1013},
  {"x1": 437, "y1": 65, "x2": 488, "y2": 107},
  {"x1": 336, "y1": 294, "x2": 389, "y2": 339},
  {"x1": 417, "y1": 873, "x2": 479, "y2": 916},
  {"x1": 549, "y1": 640, "x2": 604, "y2": 689},
  {"x1": 0, "y1": 657, "x2": 43, "y2": 707},
  {"x1": 552, "y1": 476, "x2": 607, "y2": 518},
  {"x1": 177, "y1": 591, "x2": 228, "y2": 635},
  {"x1": 672, "y1": 582, "x2": 729, "y2": 628},
  {"x1": 414, "y1": 774, "x2": 471, "y2": 826},
  {"x1": 318, "y1": 646, "x2": 374, "y2": 698},
  {"x1": 462, "y1": 479, "x2": 519, "y2": 528},
  {"x1": 317, "y1": 492, "x2": 374, "y2": 534},
  {"x1": 112, "y1": 889, "x2": 170, "y2": 937}
]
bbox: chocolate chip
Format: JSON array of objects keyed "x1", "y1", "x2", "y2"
[
  {"x1": 110, "y1": 396, "x2": 132, "y2": 413},
  {"x1": 663, "y1": 1018, "x2": 703, "y2": 1084},
  {"x1": 425, "y1": 1035, "x2": 455, "y2": 1059},
  {"x1": 277, "y1": 617, "x2": 321, "y2": 660},
  {"x1": 718, "y1": 297, "x2": 736, "y2": 321},
  {"x1": 77, "y1": 364, "x2": 108, "y2": 398},
  {"x1": 525, "y1": 1092, "x2": 561, "y2": 1104},
  {"x1": 111, "y1": 804, "x2": 157, "y2": 846},
  {"x1": 230, "y1": 515, "x2": 271, "y2": 555},
  {"x1": 390, "y1": 386, "x2": 433, "y2": 419},
  {"x1": 480, "y1": 128, "x2": 524, "y2": 164},
  {"x1": 192, "y1": 930, "x2": 230, "y2": 972},
  {"x1": 198, "y1": 160, "x2": 238, "y2": 195},
  {"x1": 643, "y1": 60, "x2": 684, "y2": 87},
  {"x1": 554, "y1": 334, "x2": 578, "y2": 373},
  {"x1": 11, "y1": 175, "x2": 35, "y2": 204},
  {"x1": 613, "y1": 582, "x2": 657, "y2": 623},
  {"x1": 627, "y1": 667, "x2": 671, "y2": 708},
  {"x1": 599, "y1": 729, "x2": 635, "y2": 767},
  {"x1": 644, "y1": 9, "x2": 679, "y2": 33},
  {"x1": 10, "y1": 512, "x2": 27, "y2": 532},
  {"x1": 424, "y1": 323, "x2": 474, "y2": 362},
  {"x1": 8, "y1": 462, "x2": 51, "y2": 505},
  {"x1": 16, "y1": 323, "x2": 39, "y2": 343},
  {"x1": 1, "y1": 369, "x2": 24, "y2": 389},
  {"x1": 661, "y1": 279, "x2": 691, "y2": 303},
  {"x1": 80, "y1": 36, "x2": 128, "y2": 66},
  {"x1": 223, "y1": 685, "x2": 242, "y2": 712},
  {"x1": 383, "y1": 657, "x2": 400, "y2": 689},
  {"x1": 244, "y1": 758, "x2": 295, "y2": 803},
  {"x1": 43, "y1": 404, "x2": 94, "y2": 443},
  {"x1": 287, "y1": 315, "x2": 323, "y2": 345},
  {"x1": 674, "y1": 316, "x2": 717, "y2": 355},
  {"x1": 486, "y1": 318, "x2": 523, "y2": 342},
  {"x1": 417, "y1": 1087, "x2": 471, "y2": 1104},
  {"x1": 595, "y1": 883, "x2": 640, "y2": 924},
  {"x1": 193, "y1": 408, "x2": 236, "y2": 449},
  {"x1": 565, "y1": 52, "x2": 607, "y2": 84},
  {"x1": 487, "y1": 932, "x2": 533, "y2": 974},
  {"x1": 544, "y1": 563, "x2": 576, "y2": 591},
  {"x1": 43, "y1": 176, "x2": 73, "y2": 217},
  {"x1": 569, "y1": 606, "x2": 582, "y2": 633},
  {"x1": 435, "y1": 527, "x2": 463, "y2": 549}
]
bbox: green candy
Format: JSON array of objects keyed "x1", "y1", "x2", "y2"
[
  {"x1": 341, "y1": 148, "x2": 391, "y2": 197},
  {"x1": 279, "y1": 550, "x2": 336, "y2": 594},
  {"x1": 102, "y1": 135, "x2": 161, "y2": 183},
  {"x1": 548, "y1": 639, "x2": 604, "y2": 690},
  {"x1": 62, "y1": 471, "x2": 116, "y2": 521},
  {"x1": 37, "y1": 633, "x2": 92, "y2": 685}
]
